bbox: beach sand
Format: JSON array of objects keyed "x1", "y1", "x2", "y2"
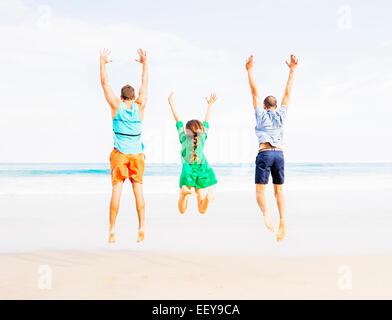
[
  {"x1": 1, "y1": 173, "x2": 392, "y2": 299},
  {"x1": 1, "y1": 175, "x2": 392, "y2": 257},
  {"x1": 1, "y1": 250, "x2": 391, "y2": 299}
]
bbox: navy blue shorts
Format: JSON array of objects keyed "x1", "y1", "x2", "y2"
[{"x1": 255, "y1": 150, "x2": 285, "y2": 184}]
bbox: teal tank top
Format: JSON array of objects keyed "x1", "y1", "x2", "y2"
[{"x1": 112, "y1": 102, "x2": 144, "y2": 154}]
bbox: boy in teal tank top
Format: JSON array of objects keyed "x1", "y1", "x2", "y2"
[
  {"x1": 100, "y1": 48, "x2": 148, "y2": 244},
  {"x1": 168, "y1": 92, "x2": 218, "y2": 214}
]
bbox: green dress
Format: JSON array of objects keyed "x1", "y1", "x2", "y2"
[{"x1": 176, "y1": 121, "x2": 217, "y2": 189}]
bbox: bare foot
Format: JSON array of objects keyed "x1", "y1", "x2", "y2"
[
  {"x1": 263, "y1": 210, "x2": 275, "y2": 232},
  {"x1": 137, "y1": 228, "x2": 145, "y2": 243},
  {"x1": 277, "y1": 219, "x2": 286, "y2": 242},
  {"x1": 207, "y1": 188, "x2": 215, "y2": 202},
  {"x1": 108, "y1": 233, "x2": 116, "y2": 243}
]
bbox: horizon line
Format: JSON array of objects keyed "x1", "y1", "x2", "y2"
[{"x1": 1, "y1": 162, "x2": 392, "y2": 165}]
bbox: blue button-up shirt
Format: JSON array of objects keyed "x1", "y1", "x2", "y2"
[{"x1": 255, "y1": 105, "x2": 287, "y2": 147}]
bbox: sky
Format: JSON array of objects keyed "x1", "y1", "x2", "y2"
[{"x1": 0, "y1": 0, "x2": 391, "y2": 163}]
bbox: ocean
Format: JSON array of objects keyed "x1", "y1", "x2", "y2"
[{"x1": 1, "y1": 162, "x2": 392, "y2": 177}]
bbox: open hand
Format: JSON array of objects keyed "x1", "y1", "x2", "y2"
[
  {"x1": 285, "y1": 54, "x2": 298, "y2": 71},
  {"x1": 168, "y1": 92, "x2": 174, "y2": 105},
  {"x1": 135, "y1": 48, "x2": 147, "y2": 64},
  {"x1": 205, "y1": 93, "x2": 217, "y2": 105},
  {"x1": 245, "y1": 55, "x2": 255, "y2": 70},
  {"x1": 100, "y1": 48, "x2": 112, "y2": 64}
]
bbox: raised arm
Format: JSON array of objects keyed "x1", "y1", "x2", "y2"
[
  {"x1": 281, "y1": 54, "x2": 298, "y2": 107},
  {"x1": 204, "y1": 93, "x2": 217, "y2": 122},
  {"x1": 99, "y1": 49, "x2": 120, "y2": 115},
  {"x1": 135, "y1": 49, "x2": 148, "y2": 110},
  {"x1": 168, "y1": 92, "x2": 180, "y2": 123},
  {"x1": 245, "y1": 55, "x2": 261, "y2": 109}
]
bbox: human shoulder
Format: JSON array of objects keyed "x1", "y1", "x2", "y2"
[
  {"x1": 255, "y1": 105, "x2": 266, "y2": 118},
  {"x1": 276, "y1": 105, "x2": 288, "y2": 116}
]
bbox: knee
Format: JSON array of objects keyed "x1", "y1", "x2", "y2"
[
  {"x1": 133, "y1": 192, "x2": 145, "y2": 208},
  {"x1": 274, "y1": 187, "x2": 284, "y2": 198},
  {"x1": 137, "y1": 198, "x2": 145, "y2": 210},
  {"x1": 256, "y1": 188, "x2": 266, "y2": 197},
  {"x1": 133, "y1": 188, "x2": 144, "y2": 199},
  {"x1": 179, "y1": 208, "x2": 186, "y2": 214}
]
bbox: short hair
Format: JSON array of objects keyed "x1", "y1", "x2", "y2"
[
  {"x1": 121, "y1": 85, "x2": 135, "y2": 100},
  {"x1": 264, "y1": 96, "x2": 277, "y2": 109}
]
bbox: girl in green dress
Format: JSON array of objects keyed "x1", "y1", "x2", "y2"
[{"x1": 168, "y1": 92, "x2": 218, "y2": 214}]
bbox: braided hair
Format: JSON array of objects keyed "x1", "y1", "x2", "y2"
[{"x1": 185, "y1": 120, "x2": 205, "y2": 163}]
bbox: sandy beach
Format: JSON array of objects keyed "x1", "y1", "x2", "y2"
[
  {"x1": 1, "y1": 174, "x2": 392, "y2": 256},
  {"x1": 1, "y1": 168, "x2": 392, "y2": 300},
  {"x1": 1, "y1": 250, "x2": 391, "y2": 299}
]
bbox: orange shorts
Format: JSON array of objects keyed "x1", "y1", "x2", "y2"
[{"x1": 109, "y1": 148, "x2": 145, "y2": 185}]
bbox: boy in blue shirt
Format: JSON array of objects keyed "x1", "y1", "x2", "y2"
[{"x1": 245, "y1": 54, "x2": 298, "y2": 242}]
